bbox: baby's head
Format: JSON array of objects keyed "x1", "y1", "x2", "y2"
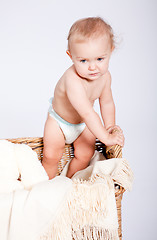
[
  {"x1": 67, "y1": 17, "x2": 115, "y2": 80},
  {"x1": 67, "y1": 17, "x2": 115, "y2": 52}
]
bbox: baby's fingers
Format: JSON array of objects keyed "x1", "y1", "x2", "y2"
[
  {"x1": 113, "y1": 125, "x2": 123, "y2": 134},
  {"x1": 114, "y1": 132, "x2": 125, "y2": 147},
  {"x1": 117, "y1": 135, "x2": 125, "y2": 147},
  {"x1": 114, "y1": 128, "x2": 124, "y2": 139}
]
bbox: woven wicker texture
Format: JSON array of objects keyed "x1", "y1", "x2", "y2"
[{"x1": 7, "y1": 137, "x2": 125, "y2": 239}]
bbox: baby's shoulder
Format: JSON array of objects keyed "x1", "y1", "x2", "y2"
[
  {"x1": 64, "y1": 65, "x2": 77, "y2": 77},
  {"x1": 101, "y1": 71, "x2": 112, "y2": 87},
  {"x1": 103, "y1": 70, "x2": 111, "y2": 81},
  {"x1": 63, "y1": 65, "x2": 80, "y2": 83}
]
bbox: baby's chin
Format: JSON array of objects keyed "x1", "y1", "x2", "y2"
[{"x1": 86, "y1": 72, "x2": 103, "y2": 81}]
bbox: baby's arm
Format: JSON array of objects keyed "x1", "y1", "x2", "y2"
[
  {"x1": 65, "y1": 75, "x2": 123, "y2": 146},
  {"x1": 99, "y1": 72, "x2": 115, "y2": 129},
  {"x1": 99, "y1": 72, "x2": 124, "y2": 145}
]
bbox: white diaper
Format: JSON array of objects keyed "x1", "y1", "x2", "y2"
[{"x1": 48, "y1": 98, "x2": 86, "y2": 144}]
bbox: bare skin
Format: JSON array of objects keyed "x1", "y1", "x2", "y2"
[{"x1": 42, "y1": 36, "x2": 124, "y2": 179}]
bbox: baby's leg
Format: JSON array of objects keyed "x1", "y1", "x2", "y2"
[
  {"x1": 42, "y1": 114, "x2": 65, "y2": 179},
  {"x1": 66, "y1": 127, "x2": 96, "y2": 178}
]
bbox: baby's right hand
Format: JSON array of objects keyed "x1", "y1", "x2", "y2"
[{"x1": 105, "y1": 130, "x2": 124, "y2": 147}]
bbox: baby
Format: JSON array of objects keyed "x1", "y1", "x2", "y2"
[{"x1": 42, "y1": 17, "x2": 125, "y2": 179}]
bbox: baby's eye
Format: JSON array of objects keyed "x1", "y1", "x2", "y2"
[
  {"x1": 80, "y1": 59, "x2": 86, "y2": 63},
  {"x1": 97, "y1": 58, "x2": 104, "y2": 61}
]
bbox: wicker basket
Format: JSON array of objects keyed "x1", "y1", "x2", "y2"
[{"x1": 7, "y1": 137, "x2": 125, "y2": 239}]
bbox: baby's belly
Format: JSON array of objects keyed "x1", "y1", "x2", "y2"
[
  {"x1": 53, "y1": 102, "x2": 83, "y2": 124},
  {"x1": 59, "y1": 111, "x2": 83, "y2": 124}
]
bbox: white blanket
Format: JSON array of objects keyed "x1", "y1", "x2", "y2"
[{"x1": 0, "y1": 141, "x2": 133, "y2": 240}]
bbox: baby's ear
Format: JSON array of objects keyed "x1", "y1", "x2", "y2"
[
  {"x1": 111, "y1": 45, "x2": 115, "y2": 52},
  {"x1": 66, "y1": 50, "x2": 72, "y2": 59}
]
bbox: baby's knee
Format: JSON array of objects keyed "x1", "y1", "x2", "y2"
[
  {"x1": 43, "y1": 147, "x2": 64, "y2": 165},
  {"x1": 74, "y1": 147, "x2": 95, "y2": 163}
]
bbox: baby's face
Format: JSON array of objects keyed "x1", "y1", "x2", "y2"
[{"x1": 68, "y1": 36, "x2": 113, "y2": 81}]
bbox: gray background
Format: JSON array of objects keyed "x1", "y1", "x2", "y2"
[{"x1": 0, "y1": 0, "x2": 157, "y2": 239}]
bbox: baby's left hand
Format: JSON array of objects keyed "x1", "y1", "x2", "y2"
[
  {"x1": 107, "y1": 125, "x2": 122, "y2": 133},
  {"x1": 107, "y1": 125, "x2": 125, "y2": 147}
]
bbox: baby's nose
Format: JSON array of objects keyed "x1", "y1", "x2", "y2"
[{"x1": 88, "y1": 62, "x2": 96, "y2": 71}]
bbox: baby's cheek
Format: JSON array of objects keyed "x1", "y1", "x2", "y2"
[{"x1": 78, "y1": 66, "x2": 86, "y2": 73}]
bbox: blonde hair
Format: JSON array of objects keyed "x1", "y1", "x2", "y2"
[{"x1": 67, "y1": 17, "x2": 115, "y2": 50}]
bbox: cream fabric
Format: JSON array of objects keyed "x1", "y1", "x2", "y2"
[
  {"x1": 40, "y1": 152, "x2": 133, "y2": 240},
  {"x1": 0, "y1": 177, "x2": 72, "y2": 240},
  {"x1": 0, "y1": 140, "x2": 48, "y2": 193}
]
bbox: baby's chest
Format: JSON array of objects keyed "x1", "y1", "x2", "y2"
[
  {"x1": 83, "y1": 78, "x2": 105, "y2": 102},
  {"x1": 86, "y1": 86, "x2": 103, "y2": 102}
]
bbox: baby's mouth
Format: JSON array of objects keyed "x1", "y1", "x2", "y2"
[{"x1": 89, "y1": 73, "x2": 99, "y2": 76}]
